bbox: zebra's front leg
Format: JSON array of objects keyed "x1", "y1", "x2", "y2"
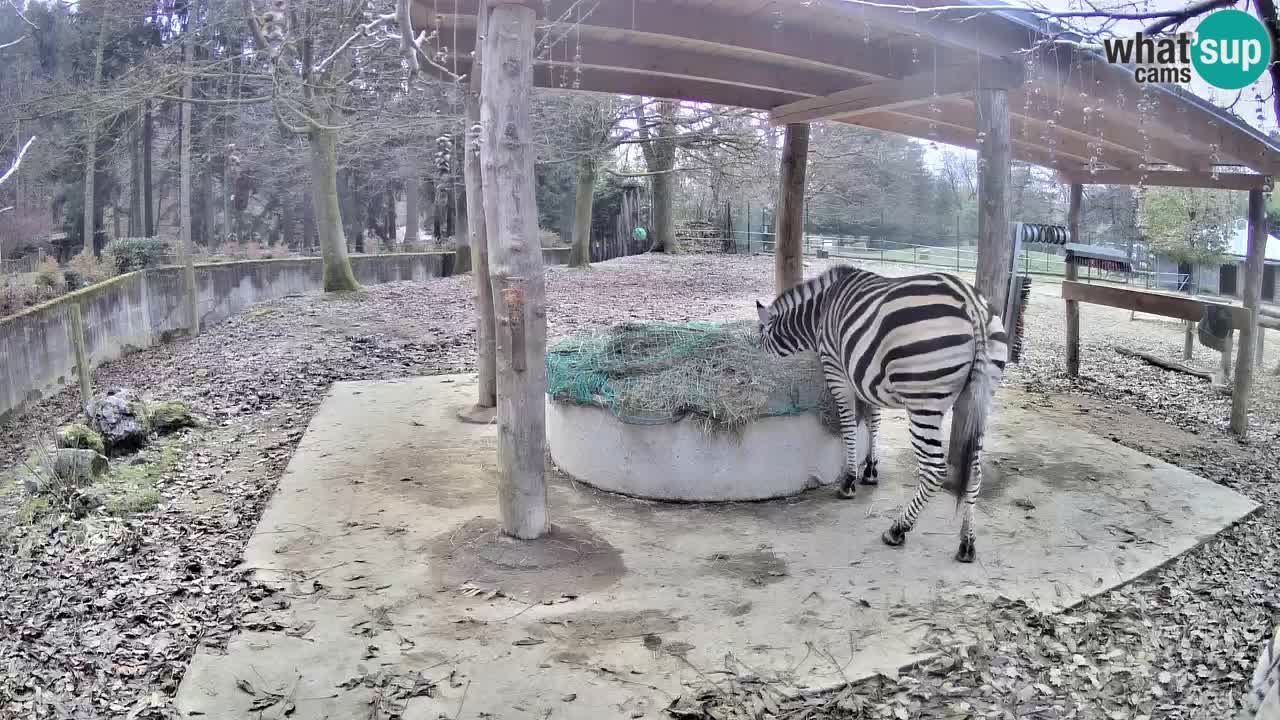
[
  {"x1": 821, "y1": 360, "x2": 863, "y2": 499},
  {"x1": 859, "y1": 407, "x2": 881, "y2": 486},
  {"x1": 882, "y1": 410, "x2": 947, "y2": 547}
]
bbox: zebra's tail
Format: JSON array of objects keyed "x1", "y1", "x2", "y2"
[{"x1": 948, "y1": 298, "x2": 1008, "y2": 508}]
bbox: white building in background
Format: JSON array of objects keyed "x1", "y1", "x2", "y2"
[{"x1": 1151, "y1": 219, "x2": 1280, "y2": 302}]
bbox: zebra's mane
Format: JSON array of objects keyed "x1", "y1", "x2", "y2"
[{"x1": 771, "y1": 265, "x2": 861, "y2": 313}]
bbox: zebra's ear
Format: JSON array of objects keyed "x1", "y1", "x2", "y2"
[{"x1": 755, "y1": 300, "x2": 770, "y2": 325}]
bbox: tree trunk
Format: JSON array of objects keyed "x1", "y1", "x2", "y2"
[
  {"x1": 570, "y1": 155, "x2": 595, "y2": 268},
  {"x1": 302, "y1": 185, "x2": 317, "y2": 254},
  {"x1": 129, "y1": 120, "x2": 142, "y2": 237},
  {"x1": 143, "y1": 101, "x2": 154, "y2": 237},
  {"x1": 466, "y1": 0, "x2": 496, "y2": 409},
  {"x1": 404, "y1": 160, "x2": 420, "y2": 247},
  {"x1": 179, "y1": 31, "x2": 199, "y2": 335},
  {"x1": 480, "y1": 2, "x2": 547, "y2": 540},
  {"x1": 775, "y1": 122, "x2": 809, "y2": 291},
  {"x1": 651, "y1": 171, "x2": 674, "y2": 252},
  {"x1": 309, "y1": 126, "x2": 360, "y2": 292},
  {"x1": 80, "y1": 16, "x2": 108, "y2": 258}
]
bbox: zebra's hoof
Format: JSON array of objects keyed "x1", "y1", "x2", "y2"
[
  {"x1": 837, "y1": 486, "x2": 856, "y2": 499},
  {"x1": 881, "y1": 527, "x2": 906, "y2": 547},
  {"x1": 955, "y1": 537, "x2": 976, "y2": 563},
  {"x1": 837, "y1": 471, "x2": 858, "y2": 498},
  {"x1": 859, "y1": 462, "x2": 879, "y2": 486}
]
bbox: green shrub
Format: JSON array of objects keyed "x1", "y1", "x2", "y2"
[
  {"x1": 109, "y1": 238, "x2": 172, "y2": 273},
  {"x1": 65, "y1": 253, "x2": 115, "y2": 289},
  {"x1": 35, "y1": 258, "x2": 66, "y2": 292}
]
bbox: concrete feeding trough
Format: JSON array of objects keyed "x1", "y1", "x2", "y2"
[
  {"x1": 543, "y1": 321, "x2": 843, "y2": 502},
  {"x1": 546, "y1": 399, "x2": 843, "y2": 502}
]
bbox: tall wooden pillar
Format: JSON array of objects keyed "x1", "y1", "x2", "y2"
[
  {"x1": 974, "y1": 88, "x2": 1012, "y2": 312},
  {"x1": 775, "y1": 122, "x2": 809, "y2": 292},
  {"x1": 480, "y1": 1, "x2": 548, "y2": 540},
  {"x1": 1231, "y1": 189, "x2": 1268, "y2": 438},
  {"x1": 1065, "y1": 183, "x2": 1082, "y2": 377},
  {"x1": 464, "y1": 0, "x2": 497, "y2": 413}
]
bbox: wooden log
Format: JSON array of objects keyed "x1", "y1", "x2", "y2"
[
  {"x1": 974, "y1": 87, "x2": 1011, "y2": 313},
  {"x1": 66, "y1": 303, "x2": 92, "y2": 412},
  {"x1": 466, "y1": 0, "x2": 497, "y2": 411},
  {"x1": 1183, "y1": 321, "x2": 1195, "y2": 360},
  {"x1": 775, "y1": 122, "x2": 809, "y2": 292},
  {"x1": 1231, "y1": 189, "x2": 1268, "y2": 437},
  {"x1": 1065, "y1": 182, "x2": 1082, "y2": 377},
  {"x1": 1060, "y1": 281, "x2": 1252, "y2": 325},
  {"x1": 480, "y1": 2, "x2": 548, "y2": 540},
  {"x1": 1115, "y1": 347, "x2": 1212, "y2": 381}
]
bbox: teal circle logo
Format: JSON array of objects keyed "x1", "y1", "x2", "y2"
[{"x1": 1191, "y1": 10, "x2": 1272, "y2": 90}]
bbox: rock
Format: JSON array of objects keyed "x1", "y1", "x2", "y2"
[
  {"x1": 149, "y1": 400, "x2": 196, "y2": 434},
  {"x1": 19, "y1": 448, "x2": 108, "y2": 495},
  {"x1": 88, "y1": 389, "x2": 151, "y2": 455},
  {"x1": 50, "y1": 448, "x2": 109, "y2": 485},
  {"x1": 55, "y1": 422, "x2": 106, "y2": 455}
]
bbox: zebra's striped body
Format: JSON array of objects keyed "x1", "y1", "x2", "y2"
[{"x1": 755, "y1": 265, "x2": 1008, "y2": 562}]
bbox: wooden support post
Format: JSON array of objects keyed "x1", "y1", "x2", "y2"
[
  {"x1": 66, "y1": 303, "x2": 92, "y2": 411},
  {"x1": 974, "y1": 87, "x2": 1011, "y2": 313},
  {"x1": 1231, "y1": 189, "x2": 1268, "y2": 437},
  {"x1": 465, "y1": 0, "x2": 497, "y2": 413},
  {"x1": 480, "y1": 1, "x2": 548, "y2": 540},
  {"x1": 1183, "y1": 321, "x2": 1195, "y2": 361},
  {"x1": 775, "y1": 122, "x2": 809, "y2": 292},
  {"x1": 1065, "y1": 183, "x2": 1082, "y2": 377},
  {"x1": 1257, "y1": 328, "x2": 1266, "y2": 365},
  {"x1": 1220, "y1": 329, "x2": 1234, "y2": 383}
]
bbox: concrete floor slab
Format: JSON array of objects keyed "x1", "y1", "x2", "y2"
[{"x1": 176, "y1": 375, "x2": 1258, "y2": 720}]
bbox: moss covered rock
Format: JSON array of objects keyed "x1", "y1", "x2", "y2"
[
  {"x1": 55, "y1": 423, "x2": 106, "y2": 455},
  {"x1": 149, "y1": 400, "x2": 196, "y2": 434}
]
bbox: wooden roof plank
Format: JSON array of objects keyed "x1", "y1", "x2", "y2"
[
  {"x1": 769, "y1": 58, "x2": 1024, "y2": 125},
  {"x1": 1059, "y1": 169, "x2": 1274, "y2": 191}
]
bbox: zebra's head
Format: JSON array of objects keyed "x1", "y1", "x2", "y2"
[{"x1": 755, "y1": 299, "x2": 794, "y2": 357}]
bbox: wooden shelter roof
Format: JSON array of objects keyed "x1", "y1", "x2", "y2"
[{"x1": 417, "y1": 0, "x2": 1280, "y2": 189}]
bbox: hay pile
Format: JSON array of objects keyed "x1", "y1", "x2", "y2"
[{"x1": 545, "y1": 321, "x2": 838, "y2": 435}]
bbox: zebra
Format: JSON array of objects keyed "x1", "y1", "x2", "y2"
[{"x1": 755, "y1": 265, "x2": 1008, "y2": 563}]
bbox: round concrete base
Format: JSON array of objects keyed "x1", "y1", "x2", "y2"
[{"x1": 546, "y1": 399, "x2": 845, "y2": 502}]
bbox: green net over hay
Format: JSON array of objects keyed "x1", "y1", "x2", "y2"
[{"x1": 545, "y1": 320, "x2": 839, "y2": 436}]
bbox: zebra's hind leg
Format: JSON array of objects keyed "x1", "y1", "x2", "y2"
[
  {"x1": 822, "y1": 358, "x2": 863, "y2": 499},
  {"x1": 882, "y1": 409, "x2": 947, "y2": 547},
  {"x1": 955, "y1": 434, "x2": 985, "y2": 563},
  {"x1": 859, "y1": 407, "x2": 881, "y2": 486}
]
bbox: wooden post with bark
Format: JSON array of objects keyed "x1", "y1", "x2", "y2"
[
  {"x1": 1183, "y1": 321, "x2": 1195, "y2": 360},
  {"x1": 479, "y1": 1, "x2": 548, "y2": 540},
  {"x1": 1230, "y1": 189, "x2": 1268, "y2": 437},
  {"x1": 1065, "y1": 182, "x2": 1082, "y2": 377},
  {"x1": 949, "y1": 84, "x2": 1010, "y2": 485},
  {"x1": 66, "y1": 303, "x2": 92, "y2": 411},
  {"x1": 463, "y1": 0, "x2": 498, "y2": 416},
  {"x1": 775, "y1": 123, "x2": 809, "y2": 292},
  {"x1": 973, "y1": 87, "x2": 1012, "y2": 313}
]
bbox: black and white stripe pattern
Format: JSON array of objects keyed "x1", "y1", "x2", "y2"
[{"x1": 756, "y1": 265, "x2": 1008, "y2": 563}]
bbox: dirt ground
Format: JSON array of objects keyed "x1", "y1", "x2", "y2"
[{"x1": 2, "y1": 253, "x2": 1279, "y2": 719}]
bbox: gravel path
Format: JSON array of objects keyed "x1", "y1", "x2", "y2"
[{"x1": 2, "y1": 253, "x2": 1278, "y2": 718}]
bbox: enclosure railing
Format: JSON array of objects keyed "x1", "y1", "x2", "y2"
[{"x1": 720, "y1": 229, "x2": 1188, "y2": 291}]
